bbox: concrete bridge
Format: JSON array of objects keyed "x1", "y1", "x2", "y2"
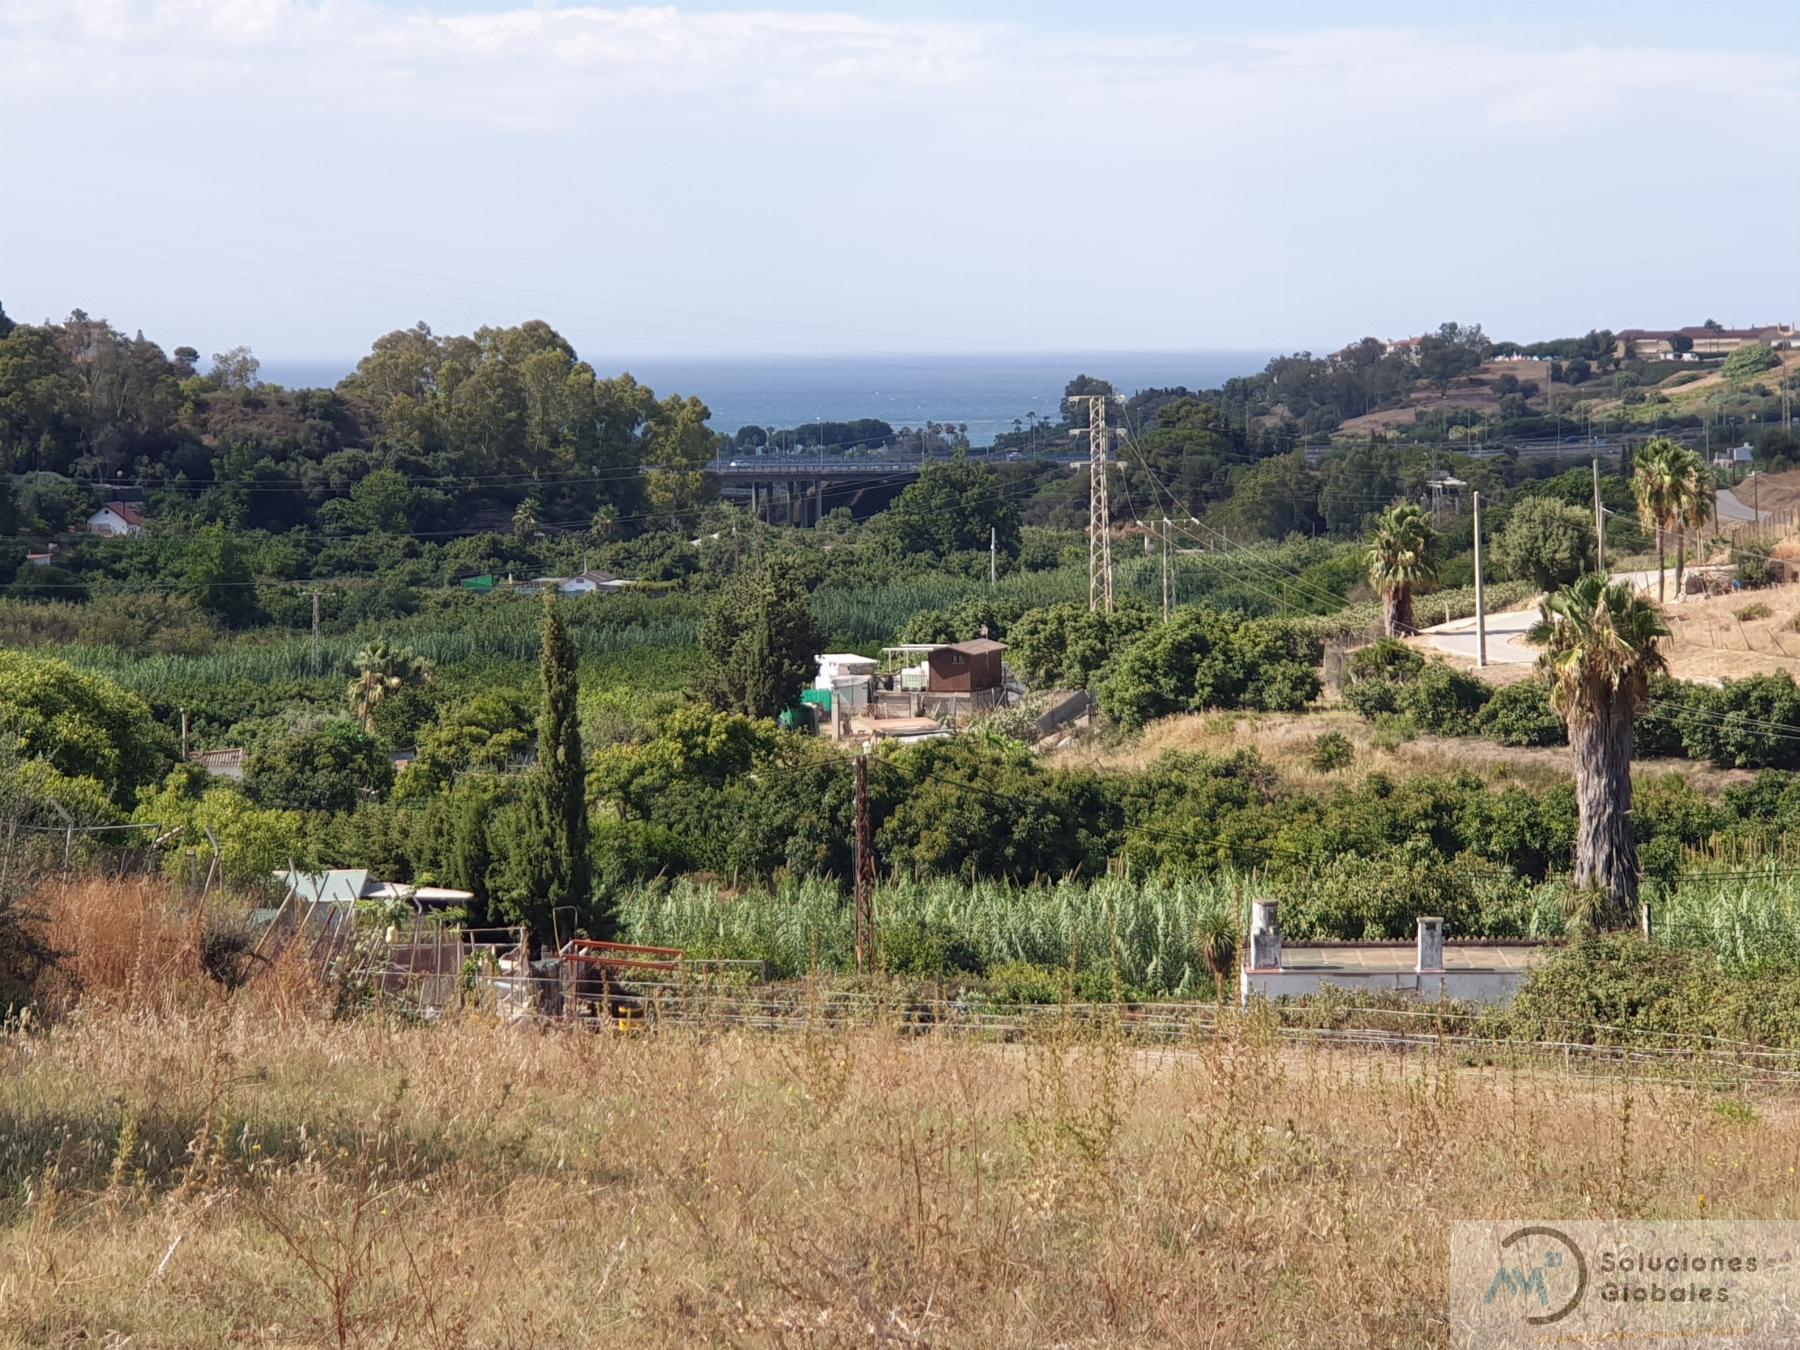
[{"x1": 706, "y1": 451, "x2": 1074, "y2": 524}]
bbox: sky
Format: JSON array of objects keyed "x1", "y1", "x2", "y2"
[{"x1": 1, "y1": 0, "x2": 1796, "y2": 363}]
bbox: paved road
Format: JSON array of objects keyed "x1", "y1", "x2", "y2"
[{"x1": 1420, "y1": 568, "x2": 1666, "y2": 665}]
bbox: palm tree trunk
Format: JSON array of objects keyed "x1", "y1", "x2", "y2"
[
  {"x1": 1570, "y1": 693, "x2": 1639, "y2": 925},
  {"x1": 1383, "y1": 587, "x2": 1413, "y2": 637},
  {"x1": 1656, "y1": 526, "x2": 1666, "y2": 603},
  {"x1": 1675, "y1": 530, "x2": 1687, "y2": 601}
]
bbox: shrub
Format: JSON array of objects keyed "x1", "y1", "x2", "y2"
[
  {"x1": 1735, "y1": 536, "x2": 1776, "y2": 589},
  {"x1": 984, "y1": 961, "x2": 1068, "y2": 1004},
  {"x1": 1721, "y1": 342, "x2": 1780, "y2": 383},
  {"x1": 1095, "y1": 607, "x2": 1322, "y2": 728},
  {"x1": 1340, "y1": 641, "x2": 1490, "y2": 735},
  {"x1": 1736, "y1": 601, "x2": 1773, "y2": 622},
  {"x1": 880, "y1": 916, "x2": 984, "y2": 979},
  {"x1": 1472, "y1": 679, "x2": 1566, "y2": 747},
  {"x1": 1677, "y1": 673, "x2": 1800, "y2": 769},
  {"x1": 1309, "y1": 730, "x2": 1355, "y2": 772},
  {"x1": 1402, "y1": 662, "x2": 1492, "y2": 734}
]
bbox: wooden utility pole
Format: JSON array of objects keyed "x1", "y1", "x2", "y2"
[
  {"x1": 179, "y1": 707, "x2": 189, "y2": 761},
  {"x1": 1161, "y1": 517, "x2": 1173, "y2": 620},
  {"x1": 852, "y1": 752, "x2": 875, "y2": 975},
  {"x1": 311, "y1": 589, "x2": 322, "y2": 677},
  {"x1": 989, "y1": 526, "x2": 997, "y2": 590},
  {"x1": 1593, "y1": 459, "x2": 1606, "y2": 572},
  {"x1": 1473, "y1": 491, "x2": 1487, "y2": 668}
]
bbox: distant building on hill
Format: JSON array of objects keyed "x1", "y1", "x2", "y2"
[
  {"x1": 1615, "y1": 324, "x2": 1796, "y2": 361},
  {"x1": 87, "y1": 500, "x2": 147, "y2": 536}
]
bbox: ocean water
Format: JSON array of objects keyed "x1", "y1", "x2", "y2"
[{"x1": 258, "y1": 350, "x2": 1274, "y2": 447}]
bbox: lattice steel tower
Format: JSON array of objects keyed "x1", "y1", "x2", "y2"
[{"x1": 1070, "y1": 393, "x2": 1116, "y2": 613}]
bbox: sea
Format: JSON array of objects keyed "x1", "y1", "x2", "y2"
[{"x1": 256, "y1": 351, "x2": 1275, "y2": 448}]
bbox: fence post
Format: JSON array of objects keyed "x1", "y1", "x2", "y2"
[
  {"x1": 1639, "y1": 902, "x2": 1653, "y2": 942},
  {"x1": 1416, "y1": 916, "x2": 1445, "y2": 974}
]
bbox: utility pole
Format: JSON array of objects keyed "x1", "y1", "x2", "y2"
[
  {"x1": 989, "y1": 526, "x2": 997, "y2": 590},
  {"x1": 1593, "y1": 458, "x2": 1606, "y2": 572},
  {"x1": 1473, "y1": 490, "x2": 1487, "y2": 668},
  {"x1": 179, "y1": 707, "x2": 189, "y2": 761},
  {"x1": 1069, "y1": 393, "x2": 1115, "y2": 613},
  {"x1": 1161, "y1": 517, "x2": 1172, "y2": 620},
  {"x1": 852, "y1": 752, "x2": 874, "y2": 975},
  {"x1": 311, "y1": 589, "x2": 322, "y2": 678}
]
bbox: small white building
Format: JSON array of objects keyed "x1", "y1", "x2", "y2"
[
  {"x1": 87, "y1": 501, "x2": 147, "y2": 536},
  {"x1": 521, "y1": 570, "x2": 635, "y2": 596}
]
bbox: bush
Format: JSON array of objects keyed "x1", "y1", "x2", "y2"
[
  {"x1": 1472, "y1": 679, "x2": 1566, "y2": 747},
  {"x1": 880, "y1": 916, "x2": 984, "y2": 979},
  {"x1": 1677, "y1": 673, "x2": 1800, "y2": 770},
  {"x1": 984, "y1": 961, "x2": 1068, "y2": 1004},
  {"x1": 1095, "y1": 607, "x2": 1322, "y2": 728},
  {"x1": 1737, "y1": 601, "x2": 1773, "y2": 621},
  {"x1": 1309, "y1": 730, "x2": 1354, "y2": 772},
  {"x1": 1722, "y1": 342, "x2": 1780, "y2": 383},
  {"x1": 1340, "y1": 640, "x2": 1490, "y2": 735},
  {"x1": 1505, "y1": 934, "x2": 1800, "y2": 1049},
  {"x1": 1735, "y1": 536, "x2": 1776, "y2": 589}
]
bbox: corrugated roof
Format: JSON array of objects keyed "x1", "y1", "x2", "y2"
[{"x1": 946, "y1": 638, "x2": 1006, "y2": 655}]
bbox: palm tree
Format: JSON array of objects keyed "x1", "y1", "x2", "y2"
[
  {"x1": 590, "y1": 503, "x2": 620, "y2": 542},
  {"x1": 512, "y1": 495, "x2": 541, "y2": 539},
  {"x1": 1668, "y1": 446, "x2": 1713, "y2": 600},
  {"x1": 1527, "y1": 573, "x2": 1668, "y2": 924},
  {"x1": 1633, "y1": 437, "x2": 1684, "y2": 602},
  {"x1": 1366, "y1": 503, "x2": 1439, "y2": 637},
  {"x1": 348, "y1": 640, "x2": 436, "y2": 734}
]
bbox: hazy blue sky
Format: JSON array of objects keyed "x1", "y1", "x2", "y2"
[{"x1": 2, "y1": 1, "x2": 1795, "y2": 361}]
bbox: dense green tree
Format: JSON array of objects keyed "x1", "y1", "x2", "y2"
[
  {"x1": 245, "y1": 723, "x2": 394, "y2": 812},
  {"x1": 1005, "y1": 599, "x2": 1157, "y2": 689},
  {"x1": 180, "y1": 524, "x2": 262, "y2": 628},
  {"x1": 878, "y1": 460, "x2": 1022, "y2": 564},
  {"x1": 0, "y1": 651, "x2": 175, "y2": 804},
  {"x1": 1493, "y1": 496, "x2": 1595, "y2": 590},
  {"x1": 698, "y1": 559, "x2": 823, "y2": 718}
]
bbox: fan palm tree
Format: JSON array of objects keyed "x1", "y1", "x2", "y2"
[
  {"x1": 1668, "y1": 446, "x2": 1713, "y2": 600},
  {"x1": 348, "y1": 640, "x2": 436, "y2": 734},
  {"x1": 1527, "y1": 573, "x2": 1668, "y2": 924},
  {"x1": 1366, "y1": 503, "x2": 1439, "y2": 637},
  {"x1": 1632, "y1": 437, "x2": 1684, "y2": 602},
  {"x1": 590, "y1": 503, "x2": 620, "y2": 542},
  {"x1": 512, "y1": 495, "x2": 541, "y2": 539}
]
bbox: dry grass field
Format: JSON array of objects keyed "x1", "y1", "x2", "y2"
[{"x1": 2, "y1": 883, "x2": 1798, "y2": 1347}]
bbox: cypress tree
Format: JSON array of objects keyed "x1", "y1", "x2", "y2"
[{"x1": 524, "y1": 592, "x2": 597, "y2": 943}]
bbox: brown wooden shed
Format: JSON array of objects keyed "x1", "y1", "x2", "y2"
[{"x1": 926, "y1": 639, "x2": 1005, "y2": 693}]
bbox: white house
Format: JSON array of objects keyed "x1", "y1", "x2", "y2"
[
  {"x1": 87, "y1": 501, "x2": 147, "y2": 536},
  {"x1": 522, "y1": 570, "x2": 635, "y2": 596}
]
